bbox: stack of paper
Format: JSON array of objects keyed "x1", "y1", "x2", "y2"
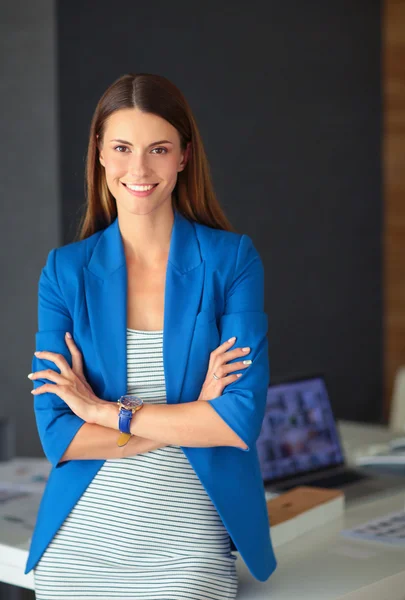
[{"x1": 267, "y1": 486, "x2": 345, "y2": 547}]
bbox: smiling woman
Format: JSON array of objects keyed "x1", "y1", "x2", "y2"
[
  {"x1": 96, "y1": 107, "x2": 188, "y2": 213},
  {"x1": 27, "y1": 72, "x2": 277, "y2": 598}
]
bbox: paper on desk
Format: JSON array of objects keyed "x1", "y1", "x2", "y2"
[
  {"x1": 0, "y1": 485, "x2": 42, "y2": 534},
  {"x1": 341, "y1": 510, "x2": 405, "y2": 546},
  {"x1": 0, "y1": 483, "x2": 32, "y2": 504},
  {"x1": 0, "y1": 458, "x2": 49, "y2": 539},
  {"x1": 0, "y1": 457, "x2": 50, "y2": 493}
]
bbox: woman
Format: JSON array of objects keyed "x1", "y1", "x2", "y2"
[{"x1": 26, "y1": 72, "x2": 277, "y2": 598}]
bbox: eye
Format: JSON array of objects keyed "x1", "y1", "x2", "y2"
[{"x1": 113, "y1": 146, "x2": 167, "y2": 155}]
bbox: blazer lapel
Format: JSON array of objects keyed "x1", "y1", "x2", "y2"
[{"x1": 83, "y1": 208, "x2": 205, "y2": 405}]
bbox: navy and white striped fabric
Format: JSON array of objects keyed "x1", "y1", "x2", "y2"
[{"x1": 34, "y1": 328, "x2": 239, "y2": 599}]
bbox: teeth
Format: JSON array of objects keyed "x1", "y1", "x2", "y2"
[{"x1": 126, "y1": 183, "x2": 156, "y2": 191}]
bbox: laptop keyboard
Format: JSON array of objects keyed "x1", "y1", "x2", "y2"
[
  {"x1": 305, "y1": 469, "x2": 371, "y2": 489},
  {"x1": 278, "y1": 469, "x2": 371, "y2": 491}
]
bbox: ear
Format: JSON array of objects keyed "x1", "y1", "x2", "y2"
[
  {"x1": 178, "y1": 142, "x2": 191, "y2": 172},
  {"x1": 96, "y1": 135, "x2": 105, "y2": 167}
]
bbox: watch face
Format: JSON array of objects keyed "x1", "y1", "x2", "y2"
[{"x1": 119, "y1": 395, "x2": 143, "y2": 409}]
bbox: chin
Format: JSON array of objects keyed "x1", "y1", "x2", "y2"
[{"x1": 119, "y1": 198, "x2": 172, "y2": 217}]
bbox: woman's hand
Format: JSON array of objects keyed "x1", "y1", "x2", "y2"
[
  {"x1": 28, "y1": 332, "x2": 107, "y2": 424},
  {"x1": 197, "y1": 337, "x2": 252, "y2": 402}
]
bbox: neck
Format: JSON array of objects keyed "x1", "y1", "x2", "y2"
[{"x1": 118, "y1": 204, "x2": 174, "y2": 268}]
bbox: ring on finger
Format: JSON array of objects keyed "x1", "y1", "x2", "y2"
[{"x1": 212, "y1": 372, "x2": 220, "y2": 380}]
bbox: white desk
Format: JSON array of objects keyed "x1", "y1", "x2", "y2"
[{"x1": 1, "y1": 421, "x2": 405, "y2": 599}]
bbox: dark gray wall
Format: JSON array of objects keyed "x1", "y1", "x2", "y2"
[
  {"x1": 57, "y1": 1, "x2": 382, "y2": 423},
  {"x1": 0, "y1": 2, "x2": 57, "y2": 596},
  {"x1": 0, "y1": 0, "x2": 60, "y2": 465}
]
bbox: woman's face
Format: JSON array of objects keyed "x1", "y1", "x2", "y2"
[{"x1": 98, "y1": 108, "x2": 188, "y2": 216}]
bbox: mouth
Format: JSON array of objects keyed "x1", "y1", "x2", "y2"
[{"x1": 121, "y1": 182, "x2": 159, "y2": 197}]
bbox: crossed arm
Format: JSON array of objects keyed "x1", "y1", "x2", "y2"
[
  {"x1": 33, "y1": 234, "x2": 269, "y2": 468},
  {"x1": 59, "y1": 401, "x2": 247, "y2": 464}
]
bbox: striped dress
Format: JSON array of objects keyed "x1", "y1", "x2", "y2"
[{"x1": 33, "y1": 328, "x2": 239, "y2": 599}]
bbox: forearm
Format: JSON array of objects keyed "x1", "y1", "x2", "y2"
[
  {"x1": 59, "y1": 422, "x2": 165, "y2": 463},
  {"x1": 96, "y1": 400, "x2": 247, "y2": 449}
]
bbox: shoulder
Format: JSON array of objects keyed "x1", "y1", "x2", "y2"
[
  {"x1": 193, "y1": 220, "x2": 263, "y2": 271},
  {"x1": 57, "y1": 229, "x2": 103, "y2": 263},
  {"x1": 193, "y1": 219, "x2": 241, "y2": 254},
  {"x1": 45, "y1": 229, "x2": 103, "y2": 272},
  {"x1": 39, "y1": 229, "x2": 104, "y2": 294}
]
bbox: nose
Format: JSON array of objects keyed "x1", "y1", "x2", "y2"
[{"x1": 127, "y1": 151, "x2": 151, "y2": 178}]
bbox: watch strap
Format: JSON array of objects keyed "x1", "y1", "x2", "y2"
[
  {"x1": 117, "y1": 432, "x2": 132, "y2": 447},
  {"x1": 118, "y1": 407, "x2": 133, "y2": 434}
]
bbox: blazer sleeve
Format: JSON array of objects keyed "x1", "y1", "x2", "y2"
[
  {"x1": 207, "y1": 234, "x2": 270, "y2": 452},
  {"x1": 32, "y1": 248, "x2": 85, "y2": 468}
]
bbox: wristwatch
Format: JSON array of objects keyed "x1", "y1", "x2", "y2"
[{"x1": 116, "y1": 395, "x2": 144, "y2": 447}]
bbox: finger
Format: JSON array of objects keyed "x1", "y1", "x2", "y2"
[
  {"x1": 31, "y1": 383, "x2": 68, "y2": 394},
  {"x1": 28, "y1": 369, "x2": 67, "y2": 386},
  {"x1": 215, "y1": 347, "x2": 251, "y2": 368},
  {"x1": 64, "y1": 333, "x2": 84, "y2": 375},
  {"x1": 30, "y1": 385, "x2": 74, "y2": 408},
  {"x1": 224, "y1": 346, "x2": 251, "y2": 360},
  {"x1": 34, "y1": 351, "x2": 71, "y2": 376},
  {"x1": 210, "y1": 337, "x2": 237, "y2": 357},
  {"x1": 218, "y1": 373, "x2": 243, "y2": 386},
  {"x1": 221, "y1": 360, "x2": 252, "y2": 375},
  {"x1": 209, "y1": 337, "x2": 237, "y2": 368},
  {"x1": 228, "y1": 373, "x2": 243, "y2": 382}
]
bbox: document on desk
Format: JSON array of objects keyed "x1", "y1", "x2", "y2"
[
  {"x1": 0, "y1": 484, "x2": 32, "y2": 505},
  {"x1": 0, "y1": 483, "x2": 42, "y2": 540},
  {"x1": 0, "y1": 457, "x2": 50, "y2": 493},
  {"x1": 354, "y1": 443, "x2": 405, "y2": 468},
  {"x1": 341, "y1": 510, "x2": 405, "y2": 546}
]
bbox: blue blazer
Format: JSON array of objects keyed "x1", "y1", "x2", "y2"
[{"x1": 25, "y1": 207, "x2": 277, "y2": 581}]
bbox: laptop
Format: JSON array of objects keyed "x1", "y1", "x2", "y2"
[{"x1": 258, "y1": 374, "x2": 405, "y2": 504}]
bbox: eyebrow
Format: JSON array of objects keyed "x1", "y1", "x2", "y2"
[{"x1": 109, "y1": 138, "x2": 173, "y2": 147}]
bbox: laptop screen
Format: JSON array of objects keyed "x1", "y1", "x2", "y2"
[{"x1": 257, "y1": 375, "x2": 345, "y2": 485}]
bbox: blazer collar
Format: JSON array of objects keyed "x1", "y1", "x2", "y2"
[
  {"x1": 87, "y1": 208, "x2": 202, "y2": 280},
  {"x1": 83, "y1": 207, "x2": 205, "y2": 405}
]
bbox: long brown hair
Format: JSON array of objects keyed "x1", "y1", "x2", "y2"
[{"x1": 74, "y1": 72, "x2": 236, "y2": 241}]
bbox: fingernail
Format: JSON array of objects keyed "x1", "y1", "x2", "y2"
[
  {"x1": 66, "y1": 332, "x2": 72, "y2": 339},
  {"x1": 34, "y1": 351, "x2": 41, "y2": 356},
  {"x1": 236, "y1": 373, "x2": 243, "y2": 377},
  {"x1": 27, "y1": 373, "x2": 33, "y2": 379},
  {"x1": 228, "y1": 337, "x2": 236, "y2": 342},
  {"x1": 243, "y1": 360, "x2": 252, "y2": 365},
  {"x1": 242, "y1": 347, "x2": 250, "y2": 352}
]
